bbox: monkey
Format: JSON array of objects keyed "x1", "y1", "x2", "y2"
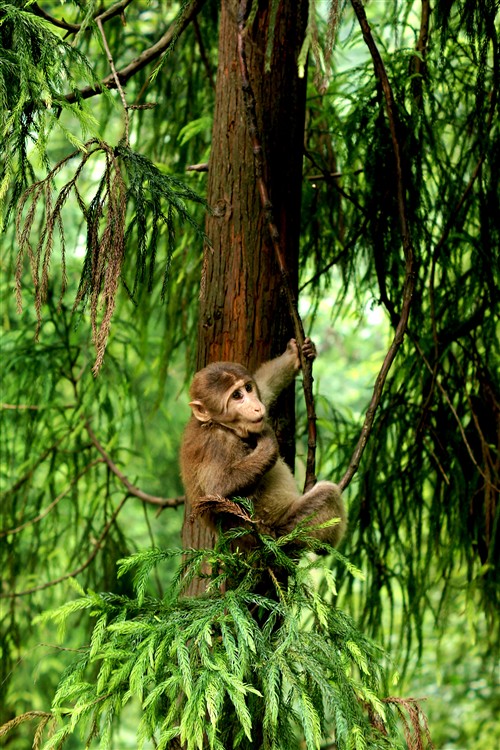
[{"x1": 180, "y1": 339, "x2": 346, "y2": 548}]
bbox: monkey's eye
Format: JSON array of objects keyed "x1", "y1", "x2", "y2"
[
  {"x1": 244, "y1": 382, "x2": 253, "y2": 393},
  {"x1": 231, "y1": 389, "x2": 243, "y2": 400}
]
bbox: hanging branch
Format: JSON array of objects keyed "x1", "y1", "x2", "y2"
[
  {"x1": 338, "y1": 0, "x2": 417, "y2": 492},
  {"x1": 236, "y1": 4, "x2": 318, "y2": 492},
  {"x1": 96, "y1": 16, "x2": 130, "y2": 145}
]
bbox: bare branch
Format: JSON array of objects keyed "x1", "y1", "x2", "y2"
[
  {"x1": 65, "y1": 0, "x2": 208, "y2": 103},
  {"x1": 31, "y1": 1, "x2": 134, "y2": 34},
  {"x1": 84, "y1": 420, "x2": 184, "y2": 508},
  {"x1": 96, "y1": 16, "x2": 130, "y2": 143}
]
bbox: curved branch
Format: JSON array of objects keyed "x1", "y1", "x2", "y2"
[
  {"x1": 65, "y1": 0, "x2": 208, "y2": 103},
  {"x1": 84, "y1": 420, "x2": 184, "y2": 508}
]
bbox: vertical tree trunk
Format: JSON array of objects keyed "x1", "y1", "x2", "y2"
[{"x1": 182, "y1": 0, "x2": 309, "y2": 562}]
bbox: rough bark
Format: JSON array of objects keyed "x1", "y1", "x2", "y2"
[{"x1": 182, "y1": 0, "x2": 309, "y2": 563}]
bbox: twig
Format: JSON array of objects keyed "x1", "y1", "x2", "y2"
[
  {"x1": 236, "y1": 3, "x2": 318, "y2": 492},
  {"x1": 65, "y1": 0, "x2": 208, "y2": 103},
  {"x1": 84, "y1": 420, "x2": 185, "y2": 507},
  {"x1": 31, "y1": 1, "x2": 133, "y2": 34},
  {"x1": 96, "y1": 17, "x2": 130, "y2": 143},
  {"x1": 0, "y1": 460, "x2": 104, "y2": 537},
  {"x1": 339, "y1": 1, "x2": 416, "y2": 492},
  {"x1": 1, "y1": 496, "x2": 128, "y2": 598}
]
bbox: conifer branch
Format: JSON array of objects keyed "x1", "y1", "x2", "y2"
[
  {"x1": 0, "y1": 460, "x2": 105, "y2": 538},
  {"x1": 1, "y1": 497, "x2": 128, "y2": 598}
]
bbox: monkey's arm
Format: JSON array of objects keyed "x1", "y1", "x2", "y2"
[
  {"x1": 198, "y1": 427, "x2": 279, "y2": 499},
  {"x1": 254, "y1": 338, "x2": 316, "y2": 410}
]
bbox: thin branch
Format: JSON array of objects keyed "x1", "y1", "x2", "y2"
[
  {"x1": 0, "y1": 460, "x2": 104, "y2": 538},
  {"x1": 339, "y1": 1, "x2": 416, "y2": 492},
  {"x1": 2, "y1": 496, "x2": 128, "y2": 598},
  {"x1": 65, "y1": 0, "x2": 208, "y2": 103},
  {"x1": 237, "y1": 3, "x2": 318, "y2": 492},
  {"x1": 96, "y1": 16, "x2": 130, "y2": 143},
  {"x1": 32, "y1": 1, "x2": 133, "y2": 34},
  {"x1": 84, "y1": 420, "x2": 185, "y2": 508}
]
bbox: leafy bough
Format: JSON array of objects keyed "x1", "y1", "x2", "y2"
[{"x1": 34, "y1": 520, "x2": 413, "y2": 750}]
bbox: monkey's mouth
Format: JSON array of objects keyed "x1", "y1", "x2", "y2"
[{"x1": 248, "y1": 417, "x2": 265, "y2": 430}]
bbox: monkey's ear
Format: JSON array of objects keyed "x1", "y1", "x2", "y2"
[{"x1": 189, "y1": 400, "x2": 212, "y2": 423}]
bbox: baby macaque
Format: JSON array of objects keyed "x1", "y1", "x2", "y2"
[{"x1": 180, "y1": 339, "x2": 346, "y2": 547}]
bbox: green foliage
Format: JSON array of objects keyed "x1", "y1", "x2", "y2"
[
  {"x1": 300, "y1": 0, "x2": 499, "y2": 652},
  {"x1": 0, "y1": 1, "x2": 102, "y2": 226},
  {"x1": 1, "y1": 2, "x2": 499, "y2": 749},
  {"x1": 34, "y1": 526, "x2": 415, "y2": 750}
]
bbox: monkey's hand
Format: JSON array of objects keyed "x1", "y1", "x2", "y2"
[
  {"x1": 286, "y1": 337, "x2": 316, "y2": 371},
  {"x1": 302, "y1": 337, "x2": 317, "y2": 362},
  {"x1": 208, "y1": 426, "x2": 279, "y2": 499},
  {"x1": 253, "y1": 425, "x2": 279, "y2": 469}
]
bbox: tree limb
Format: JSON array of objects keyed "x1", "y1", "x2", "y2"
[
  {"x1": 65, "y1": 0, "x2": 208, "y2": 103},
  {"x1": 84, "y1": 420, "x2": 184, "y2": 508},
  {"x1": 339, "y1": 0, "x2": 416, "y2": 492},
  {"x1": 32, "y1": 1, "x2": 134, "y2": 34}
]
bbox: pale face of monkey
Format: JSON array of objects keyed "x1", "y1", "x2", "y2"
[
  {"x1": 221, "y1": 378, "x2": 267, "y2": 437},
  {"x1": 189, "y1": 376, "x2": 267, "y2": 437}
]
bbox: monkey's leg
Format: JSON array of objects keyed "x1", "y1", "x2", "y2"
[{"x1": 278, "y1": 481, "x2": 347, "y2": 545}]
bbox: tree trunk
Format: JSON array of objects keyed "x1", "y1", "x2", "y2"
[{"x1": 182, "y1": 0, "x2": 309, "y2": 564}]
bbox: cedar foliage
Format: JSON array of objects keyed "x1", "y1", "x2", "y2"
[{"x1": 32, "y1": 525, "x2": 428, "y2": 750}]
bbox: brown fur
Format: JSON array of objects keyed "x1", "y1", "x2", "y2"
[{"x1": 180, "y1": 339, "x2": 346, "y2": 546}]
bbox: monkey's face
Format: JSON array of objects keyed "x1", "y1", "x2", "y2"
[
  {"x1": 221, "y1": 378, "x2": 267, "y2": 437},
  {"x1": 189, "y1": 364, "x2": 267, "y2": 438}
]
